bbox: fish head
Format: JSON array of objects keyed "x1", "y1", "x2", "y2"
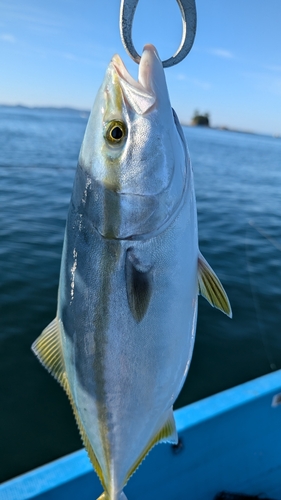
[{"x1": 78, "y1": 44, "x2": 189, "y2": 239}]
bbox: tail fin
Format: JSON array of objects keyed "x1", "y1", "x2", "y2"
[{"x1": 97, "y1": 492, "x2": 128, "y2": 500}]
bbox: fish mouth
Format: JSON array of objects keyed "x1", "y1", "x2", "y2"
[{"x1": 111, "y1": 44, "x2": 163, "y2": 115}]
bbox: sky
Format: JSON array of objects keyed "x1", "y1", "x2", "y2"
[{"x1": 0, "y1": 0, "x2": 281, "y2": 135}]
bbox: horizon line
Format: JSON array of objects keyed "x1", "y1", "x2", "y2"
[{"x1": 0, "y1": 103, "x2": 279, "y2": 138}]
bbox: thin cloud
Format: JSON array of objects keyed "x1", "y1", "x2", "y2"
[
  {"x1": 175, "y1": 73, "x2": 211, "y2": 90},
  {"x1": 62, "y1": 53, "x2": 78, "y2": 61},
  {"x1": 59, "y1": 51, "x2": 105, "y2": 67},
  {"x1": 269, "y1": 77, "x2": 281, "y2": 95},
  {"x1": 265, "y1": 65, "x2": 281, "y2": 72},
  {"x1": 243, "y1": 70, "x2": 281, "y2": 97},
  {"x1": 0, "y1": 2, "x2": 66, "y2": 33},
  {"x1": 209, "y1": 48, "x2": 234, "y2": 59},
  {"x1": 1, "y1": 33, "x2": 16, "y2": 43}
]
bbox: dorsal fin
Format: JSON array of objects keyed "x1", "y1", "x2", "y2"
[
  {"x1": 124, "y1": 408, "x2": 177, "y2": 486},
  {"x1": 32, "y1": 318, "x2": 67, "y2": 389},
  {"x1": 198, "y1": 252, "x2": 232, "y2": 318},
  {"x1": 63, "y1": 376, "x2": 106, "y2": 490},
  {"x1": 32, "y1": 320, "x2": 105, "y2": 488},
  {"x1": 125, "y1": 250, "x2": 152, "y2": 322}
]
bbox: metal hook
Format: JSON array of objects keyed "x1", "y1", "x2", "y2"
[{"x1": 119, "y1": 0, "x2": 197, "y2": 68}]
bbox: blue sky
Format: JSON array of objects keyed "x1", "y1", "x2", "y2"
[{"x1": 0, "y1": 0, "x2": 280, "y2": 135}]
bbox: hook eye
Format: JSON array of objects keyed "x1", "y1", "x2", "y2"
[{"x1": 119, "y1": 0, "x2": 197, "y2": 68}]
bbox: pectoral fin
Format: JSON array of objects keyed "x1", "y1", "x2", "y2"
[
  {"x1": 198, "y1": 252, "x2": 232, "y2": 318},
  {"x1": 125, "y1": 408, "x2": 177, "y2": 485},
  {"x1": 126, "y1": 249, "x2": 152, "y2": 323}
]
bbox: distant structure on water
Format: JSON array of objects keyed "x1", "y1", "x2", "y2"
[{"x1": 191, "y1": 110, "x2": 210, "y2": 127}]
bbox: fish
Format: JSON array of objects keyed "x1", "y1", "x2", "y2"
[{"x1": 32, "y1": 43, "x2": 231, "y2": 500}]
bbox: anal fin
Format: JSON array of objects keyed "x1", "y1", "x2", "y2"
[
  {"x1": 125, "y1": 408, "x2": 177, "y2": 485},
  {"x1": 198, "y1": 252, "x2": 232, "y2": 318}
]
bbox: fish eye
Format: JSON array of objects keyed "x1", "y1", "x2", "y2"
[{"x1": 105, "y1": 120, "x2": 127, "y2": 145}]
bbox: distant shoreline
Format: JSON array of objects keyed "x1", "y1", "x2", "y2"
[
  {"x1": 181, "y1": 122, "x2": 259, "y2": 137},
  {"x1": 0, "y1": 103, "x2": 90, "y2": 114},
  {"x1": 1, "y1": 104, "x2": 279, "y2": 138}
]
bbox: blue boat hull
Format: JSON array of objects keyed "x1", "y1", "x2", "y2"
[{"x1": 1, "y1": 370, "x2": 281, "y2": 500}]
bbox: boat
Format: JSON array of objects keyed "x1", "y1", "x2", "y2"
[{"x1": 1, "y1": 370, "x2": 281, "y2": 500}]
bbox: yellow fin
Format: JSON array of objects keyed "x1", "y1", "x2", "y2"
[
  {"x1": 198, "y1": 252, "x2": 232, "y2": 318},
  {"x1": 97, "y1": 493, "x2": 127, "y2": 500},
  {"x1": 31, "y1": 318, "x2": 67, "y2": 389},
  {"x1": 63, "y1": 375, "x2": 106, "y2": 490},
  {"x1": 157, "y1": 408, "x2": 178, "y2": 445},
  {"x1": 125, "y1": 409, "x2": 177, "y2": 485},
  {"x1": 32, "y1": 319, "x2": 105, "y2": 488}
]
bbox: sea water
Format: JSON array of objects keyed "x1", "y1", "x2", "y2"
[{"x1": 0, "y1": 106, "x2": 280, "y2": 482}]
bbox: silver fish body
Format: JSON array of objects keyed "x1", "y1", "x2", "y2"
[{"x1": 33, "y1": 44, "x2": 231, "y2": 500}]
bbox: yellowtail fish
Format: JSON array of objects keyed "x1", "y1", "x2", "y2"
[{"x1": 32, "y1": 44, "x2": 231, "y2": 500}]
